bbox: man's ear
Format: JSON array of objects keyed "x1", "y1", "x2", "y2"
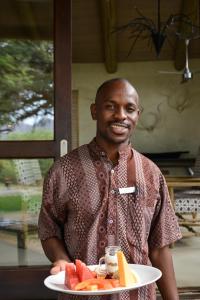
[
  {"x1": 136, "y1": 108, "x2": 141, "y2": 123},
  {"x1": 90, "y1": 103, "x2": 97, "y2": 120}
]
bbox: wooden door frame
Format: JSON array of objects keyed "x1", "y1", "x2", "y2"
[
  {"x1": 54, "y1": 0, "x2": 72, "y2": 157},
  {"x1": 0, "y1": 0, "x2": 72, "y2": 159},
  {"x1": 0, "y1": 0, "x2": 71, "y2": 298}
]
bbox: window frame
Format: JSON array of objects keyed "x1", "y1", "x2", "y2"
[{"x1": 0, "y1": 0, "x2": 71, "y2": 298}]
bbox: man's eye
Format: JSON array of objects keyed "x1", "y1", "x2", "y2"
[
  {"x1": 127, "y1": 107, "x2": 136, "y2": 113},
  {"x1": 105, "y1": 104, "x2": 115, "y2": 110}
]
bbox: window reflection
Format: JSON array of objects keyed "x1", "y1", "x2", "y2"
[{"x1": 0, "y1": 158, "x2": 53, "y2": 266}]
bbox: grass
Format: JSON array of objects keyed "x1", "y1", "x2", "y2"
[{"x1": 0, "y1": 194, "x2": 41, "y2": 212}]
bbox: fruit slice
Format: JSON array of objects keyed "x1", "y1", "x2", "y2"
[
  {"x1": 75, "y1": 278, "x2": 101, "y2": 291},
  {"x1": 75, "y1": 259, "x2": 96, "y2": 281},
  {"x1": 108, "y1": 278, "x2": 121, "y2": 288},
  {"x1": 85, "y1": 284, "x2": 98, "y2": 291},
  {"x1": 75, "y1": 278, "x2": 120, "y2": 291},
  {"x1": 117, "y1": 251, "x2": 139, "y2": 287},
  {"x1": 65, "y1": 262, "x2": 80, "y2": 290}
]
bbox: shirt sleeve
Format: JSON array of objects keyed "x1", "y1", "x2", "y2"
[
  {"x1": 38, "y1": 164, "x2": 63, "y2": 241},
  {"x1": 148, "y1": 174, "x2": 182, "y2": 248}
]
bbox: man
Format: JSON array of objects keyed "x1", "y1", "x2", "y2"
[{"x1": 38, "y1": 78, "x2": 182, "y2": 300}]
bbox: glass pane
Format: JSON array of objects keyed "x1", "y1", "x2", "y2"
[
  {"x1": 0, "y1": 158, "x2": 53, "y2": 266},
  {"x1": 0, "y1": 1, "x2": 54, "y2": 141}
]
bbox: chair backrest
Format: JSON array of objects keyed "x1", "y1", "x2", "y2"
[{"x1": 13, "y1": 159, "x2": 42, "y2": 221}]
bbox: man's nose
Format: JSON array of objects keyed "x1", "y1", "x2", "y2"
[{"x1": 114, "y1": 108, "x2": 127, "y2": 120}]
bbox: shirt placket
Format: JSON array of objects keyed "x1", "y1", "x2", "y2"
[{"x1": 107, "y1": 166, "x2": 119, "y2": 245}]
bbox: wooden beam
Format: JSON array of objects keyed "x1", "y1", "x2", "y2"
[
  {"x1": 174, "y1": 0, "x2": 199, "y2": 70},
  {"x1": 99, "y1": 0, "x2": 117, "y2": 73}
]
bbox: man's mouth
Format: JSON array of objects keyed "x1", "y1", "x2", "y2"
[
  {"x1": 109, "y1": 122, "x2": 130, "y2": 134},
  {"x1": 110, "y1": 122, "x2": 129, "y2": 129}
]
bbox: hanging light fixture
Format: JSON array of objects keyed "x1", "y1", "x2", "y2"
[{"x1": 115, "y1": 0, "x2": 200, "y2": 56}]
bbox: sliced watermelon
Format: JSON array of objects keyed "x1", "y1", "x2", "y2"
[
  {"x1": 65, "y1": 262, "x2": 80, "y2": 290},
  {"x1": 75, "y1": 259, "x2": 96, "y2": 282}
]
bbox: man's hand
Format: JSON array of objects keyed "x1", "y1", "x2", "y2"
[
  {"x1": 40, "y1": 237, "x2": 71, "y2": 274},
  {"x1": 50, "y1": 259, "x2": 68, "y2": 275}
]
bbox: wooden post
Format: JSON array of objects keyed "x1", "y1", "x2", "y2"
[{"x1": 99, "y1": 0, "x2": 117, "y2": 73}]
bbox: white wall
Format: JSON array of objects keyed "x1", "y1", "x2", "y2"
[{"x1": 72, "y1": 60, "x2": 200, "y2": 157}]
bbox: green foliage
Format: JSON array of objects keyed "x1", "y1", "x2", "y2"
[
  {"x1": 39, "y1": 159, "x2": 53, "y2": 177},
  {"x1": 0, "y1": 39, "x2": 53, "y2": 127},
  {"x1": 0, "y1": 194, "x2": 41, "y2": 212},
  {"x1": 7, "y1": 128, "x2": 53, "y2": 141},
  {"x1": 0, "y1": 195, "x2": 22, "y2": 211},
  {"x1": 0, "y1": 160, "x2": 17, "y2": 184}
]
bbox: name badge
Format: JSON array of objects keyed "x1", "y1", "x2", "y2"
[{"x1": 118, "y1": 186, "x2": 136, "y2": 194}]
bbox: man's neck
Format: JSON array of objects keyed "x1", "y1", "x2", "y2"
[{"x1": 95, "y1": 137, "x2": 130, "y2": 164}]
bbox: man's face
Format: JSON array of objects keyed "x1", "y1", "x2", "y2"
[{"x1": 91, "y1": 80, "x2": 140, "y2": 146}]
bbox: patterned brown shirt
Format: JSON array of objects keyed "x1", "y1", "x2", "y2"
[{"x1": 38, "y1": 139, "x2": 182, "y2": 300}]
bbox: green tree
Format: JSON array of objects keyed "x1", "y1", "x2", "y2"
[{"x1": 0, "y1": 39, "x2": 53, "y2": 127}]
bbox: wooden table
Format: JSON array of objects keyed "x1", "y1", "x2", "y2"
[
  {"x1": 166, "y1": 176, "x2": 200, "y2": 207},
  {"x1": 166, "y1": 176, "x2": 200, "y2": 238}
]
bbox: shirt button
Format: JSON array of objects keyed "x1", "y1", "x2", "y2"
[
  {"x1": 111, "y1": 190, "x2": 115, "y2": 194},
  {"x1": 111, "y1": 169, "x2": 114, "y2": 174},
  {"x1": 108, "y1": 219, "x2": 113, "y2": 224}
]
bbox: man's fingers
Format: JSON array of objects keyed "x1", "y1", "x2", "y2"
[
  {"x1": 50, "y1": 260, "x2": 67, "y2": 274},
  {"x1": 50, "y1": 265, "x2": 61, "y2": 275}
]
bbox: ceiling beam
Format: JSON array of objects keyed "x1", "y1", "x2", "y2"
[
  {"x1": 174, "y1": 0, "x2": 199, "y2": 70},
  {"x1": 99, "y1": 0, "x2": 117, "y2": 73}
]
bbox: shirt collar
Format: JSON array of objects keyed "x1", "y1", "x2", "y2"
[{"x1": 88, "y1": 138, "x2": 132, "y2": 161}]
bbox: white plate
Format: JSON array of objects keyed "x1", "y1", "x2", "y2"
[{"x1": 44, "y1": 264, "x2": 162, "y2": 295}]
